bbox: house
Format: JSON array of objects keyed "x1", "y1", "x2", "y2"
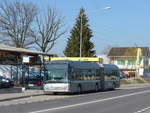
[
  {"x1": 97, "y1": 55, "x2": 110, "y2": 64},
  {"x1": 107, "y1": 47, "x2": 150, "y2": 76}
]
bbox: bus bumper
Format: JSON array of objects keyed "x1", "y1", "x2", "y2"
[{"x1": 43, "y1": 83, "x2": 70, "y2": 93}]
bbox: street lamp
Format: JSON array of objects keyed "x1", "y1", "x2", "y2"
[{"x1": 79, "y1": 7, "x2": 112, "y2": 58}]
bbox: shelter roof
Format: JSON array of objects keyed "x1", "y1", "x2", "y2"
[{"x1": 0, "y1": 45, "x2": 53, "y2": 56}]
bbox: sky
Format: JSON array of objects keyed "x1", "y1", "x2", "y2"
[{"x1": 1, "y1": 0, "x2": 150, "y2": 56}]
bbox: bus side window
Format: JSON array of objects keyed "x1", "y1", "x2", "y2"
[
  {"x1": 100, "y1": 68, "x2": 104, "y2": 76},
  {"x1": 90, "y1": 70, "x2": 94, "y2": 80},
  {"x1": 75, "y1": 69, "x2": 82, "y2": 80},
  {"x1": 95, "y1": 69, "x2": 100, "y2": 80},
  {"x1": 84, "y1": 69, "x2": 91, "y2": 80},
  {"x1": 69, "y1": 67, "x2": 74, "y2": 81},
  {"x1": 90, "y1": 69, "x2": 95, "y2": 80},
  {"x1": 83, "y1": 69, "x2": 87, "y2": 80},
  {"x1": 105, "y1": 70, "x2": 111, "y2": 80},
  {"x1": 79, "y1": 70, "x2": 83, "y2": 80}
]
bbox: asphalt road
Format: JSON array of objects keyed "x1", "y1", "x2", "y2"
[{"x1": 0, "y1": 87, "x2": 150, "y2": 113}]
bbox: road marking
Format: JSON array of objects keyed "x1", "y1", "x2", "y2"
[
  {"x1": 73, "y1": 86, "x2": 150, "y2": 98},
  {"x1": 134, "y1": 106, "x2": 150, "y2": 113},
  {"x1": 29, "y1": 89, "x2": 150, "y2": 113}
]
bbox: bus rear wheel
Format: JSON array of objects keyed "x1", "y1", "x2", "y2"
[{"x1": 111, "y1": 83, "x2": 116, "y2": 90}]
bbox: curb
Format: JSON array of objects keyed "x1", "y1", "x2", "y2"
[
  {"x1": 0, "y1": 93, "x2": 43, "y2": 102},
  {"x1": 1, "y1": 84, "x2": 150, "y2": 102},
  {"x1": 0, "y1": 87, "x2": 25, "y2": 94}
]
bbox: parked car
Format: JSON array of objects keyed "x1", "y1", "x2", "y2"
[
  {"x1": 0, "y1": 76, "x2": 14, "y2": 88},
  {"x1": 25, "y1": 72, "x2": 43, "y2": 86},
  {"x1": 144, "y1": 73, "x2": 150, "y2": 78},
  {"x1": 119, "y1": 72, "x2": 127, "y2": 79}
]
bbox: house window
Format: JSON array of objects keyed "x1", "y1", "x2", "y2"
[
  {"x1": 128, "y1": 60, "x2": 135, "y2": 65},
  {"x1": 117, "y1": 60, "x2": 125, "y2": 65}
]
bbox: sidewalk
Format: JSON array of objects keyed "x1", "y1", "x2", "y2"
[
  {"x1": 143, "y1": 109, "x2": 150, "y2": 113},
  {"x1": 0, "y1": 89, "x2": 44, "y2": 102}
]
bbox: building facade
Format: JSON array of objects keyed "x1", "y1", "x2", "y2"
[{"x1": 108, "y1": 47, "x2": 150, "y2": 76}]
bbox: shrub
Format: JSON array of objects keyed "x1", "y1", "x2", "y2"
[{"x1": 129, "y1": 72, "x2": 136, "y2": 77}]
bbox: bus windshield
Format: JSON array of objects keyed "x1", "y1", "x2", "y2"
[{"x1": 45, "y1": 64, "x2": 68, "y2": 83}]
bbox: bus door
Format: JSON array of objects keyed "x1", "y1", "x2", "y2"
[{"x1": 100, "y1": 67, "x2": 105, "y2": 90}]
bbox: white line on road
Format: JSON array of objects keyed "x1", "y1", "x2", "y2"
[
  {"x1": 134, "y1": 106, "x2": 150, "y2": 113},
  {"x1": 29, "y1": 90, "x2": 150, "y2": 113}
]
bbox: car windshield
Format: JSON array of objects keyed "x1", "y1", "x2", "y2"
[{"x1": 45, "y1": 63, "x2": 68, "y2": 83}]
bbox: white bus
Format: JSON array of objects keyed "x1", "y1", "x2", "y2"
[{"x1": 43, "y1": 60, "x2": 120, "y2": 94}]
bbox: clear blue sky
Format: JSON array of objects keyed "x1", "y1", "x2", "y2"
[{"x1": 3, "y1": 0, "x2": 150, "y2": 56}]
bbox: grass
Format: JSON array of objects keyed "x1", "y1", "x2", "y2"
[
  {"x1": 120, "y1": 77, "x2": 150, "y2": 85},
  {"x1": 143, "y1": 78, "x2": 150, "y2": 83},
  {"x1": 120, "y1": 79, "x2": 131, "y2": 85}
]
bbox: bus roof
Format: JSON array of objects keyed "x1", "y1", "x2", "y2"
[
  {"x1": 45, "y1": 57, "x2": 103, "y2": 63},
  {"x1": 47, "y1": 60, "x2": 103, "y2": 69},
  {"x1": 103, "y1": 64, "x2": 119, "y2": 70}
]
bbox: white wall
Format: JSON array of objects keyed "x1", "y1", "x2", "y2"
[{"x1": 98, "y1": 55, "x2": 110, "y2": 64}]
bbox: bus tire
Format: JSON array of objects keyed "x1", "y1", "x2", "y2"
[
  {"x1": 101, "y1": 85, "x2": 105, "y2": 91},
  {"x1": 111, "y1": 83, "x2": 116, "y2": 90}
]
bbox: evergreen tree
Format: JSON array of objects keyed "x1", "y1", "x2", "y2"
[{"x1": 64, "y1": 8, "x2": 95, "y2": 57}]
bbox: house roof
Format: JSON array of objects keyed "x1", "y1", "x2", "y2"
[
  {"x1": 0, "y1": 45, "x2": 53, "y2": 56},
  {"x1": 108, "y1": 47, "x2": 150, "y2": 57}
]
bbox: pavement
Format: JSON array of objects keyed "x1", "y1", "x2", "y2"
[
  {"x1": 0, "y1": 87, "x2": 71, "y2": 107},
  {"x1": 144, "y1": 109, "x2": 150, "y2": 113},
  {"x1": 0, "y1": 94, "x2": 71, "y2": 107},
  {"x1": 0, "y1": 86, "x2": 150, "y2": 113},
  {"x1": 0, "y1": 89, "x2": 44, "y2": 102},
  {"x1": 0, "y1": 83, "x2": 150, "y2": 102}
]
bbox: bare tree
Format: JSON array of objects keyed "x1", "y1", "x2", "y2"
[
  {"x1": 0, "y1": 1, "x2": 37, "y2": 48},
  {"x1": 101, "y1": 45, "x2": 112, "y2": 55},
  {"x1": 32, "y1": 7, "x2": 66, "y2": 53}
]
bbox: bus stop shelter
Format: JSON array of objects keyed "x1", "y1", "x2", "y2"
[{"x1": 0, "y1": 45, "x2": 53, "y2": 87}]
